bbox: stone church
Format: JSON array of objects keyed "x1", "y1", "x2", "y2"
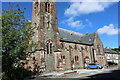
[{"x1": 24, "y1": 0, "x2": 107, "y2": 73}]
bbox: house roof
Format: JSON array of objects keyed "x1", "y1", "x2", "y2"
[
  {"x1": 58, "y1": 28, "x2": 95, "y2": 45},
  {"x1": 104, "y1": 49, "x2": 119, "y2": 54}
]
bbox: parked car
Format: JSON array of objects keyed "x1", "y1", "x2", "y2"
[
  {"x1": 87, "y1": 63, "x2": 103, "y2": 69},
  {"x1": 108, "y1": 61, "x2": 118, "y2": 66}
]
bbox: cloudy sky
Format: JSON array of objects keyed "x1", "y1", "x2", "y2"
[
  {"x1": 57, "y1": 2, "x2": 119, "y2": 48},
  {"x1": 2, "y1": 1, "x2": 119, "y2": 48}
]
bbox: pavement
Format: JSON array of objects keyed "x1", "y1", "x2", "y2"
[
  {"x1": 53, "y1": 66, "x2": 118, "y2": 78},
  {"x1": 26, "y1": 65, "x2": 119, "y2": 80}
]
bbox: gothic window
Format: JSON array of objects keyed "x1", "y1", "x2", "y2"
[
  {"x1": 61, "y1": 55, "x2": 66, "y2": 64},
  {"x1": 46, "y1": 40, "x2": 53, "y2": 54},
  {"x1": 62, "y1": 55, "x2": 66, "y2": 64},
  {"x1": 81, "y1": 47, "x2": 84, "y2": 51},
  {"x1": 45, "y1": 2, "x2": 50, "y2": 13},
  {"x1": 47, "y1": 43, "x2": 49, "y2": 54},
  {"x1": 63, "y1": 55, "x2": 65, "y2": 59},
  {"x1": 69, "y1": 45, "x2": 72, "y2": 53},
  {"x1": 36, "y1": 2, "x2": 38, "y2": 7},
  {"x1": 75, "y1": 56, "x2": 79, "y2": 63},
  {"x1": 50, "y1": 43, "x2": 52, "y2": 54},
  {"x1": 85, "y1": 56, "x2": 90, "y2": 63},
  {"x1": 85, "y1": 46, "x2": 88, "y2": 52},
  {"x1": 60, "y1": 43, "x2": 64, "y2": 49},
  {"x1": 48, "y1": 3, "x2": 50, "y2": 13},
  {"x1": 69, "y1": 45, "x2": 72, "y2": 49},
  {"x1": 45, "y1": 2, "x2": 48, "y2": 12},
  {"x1": 75, "y1": 44, "x2": 78, "y2": 50},
  {"x1": 97, "y1": 45, "x2": 100, "y2": 53},
  {"x1": 34, "y1": 2, "x2": 39, "y2": 14}
]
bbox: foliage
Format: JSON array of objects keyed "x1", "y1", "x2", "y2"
[
  {"x1": 2, "y1": 3, "x2": 37, "y2": 80},
  {"x1": 105, "y1": 46, "x2": 120, "y2": 52},
  {"x1": 112, "y1": 46, "x2": 120, "y2": 52}
]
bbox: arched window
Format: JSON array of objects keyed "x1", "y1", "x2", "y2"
[
  {"x1": 50, "y1": 43, "x2": 52, "y2": 54},
  {"x1": 75, "y1": 56, "x2": 79, "y2": 63},
  {"x1": 75, "y1": 44, "x2": 78, "y2": 50},
  {"x1": 75, "y1": 56, "x2": 77, "y2": 61},
  {"x1": 69, "y1": 45, "x2": 72, "y2": 49},
  {"x1": 63, "y1": 55, "x2": 66, "y2": 64},
  {"x1": 60, "y1": 42, "x2": 64, "y2": 49},
  {"x1": 61, "y1": 55, "x2": 66, "y2": 64},
  {"x1": 63, "y1": 55, "x2": 65, "y2": 59},
  {"x1": 81, "y1": 47, "x2": 84, "y2": 51},
  {"x1": 85, "y1": 46, "x2": 88, "y2": 52},
  {"x1": 45, "y1": 2, "x2": 48, "y2": 12},
  {"x1": 97, "y1": 45, "x2": 100, "y2": 53},
  {"x1": 34, "y1": 2, "x2": 39, "y2": 14},
  {"x1": 36, "y1": 2, "x2": 38, "y2": 7},
  {"x1": 45, "y1": 2, "x2": 50, "y2": 13},
  {"x1": 47, "y1": 43, "x2": 49, "y2": 54},
  {"x1": 48, "y1": 3, "x2": 50, "y2": 13},
  {"x1": 46, "y1": 40, "x2": 53, "y2": 54}
]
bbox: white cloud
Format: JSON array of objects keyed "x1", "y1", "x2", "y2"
[
  {"x1": 62, "y1": 17, "x2": 92, "y2": 29},
  {"x1": 64, "y1": 2, "x2": 113, "y2": 17},
  {"x1": 97, "y1": 24, "x2": 120, "y2": 35},
  {"x1": 63, "y1": 17, "x2": 85, "y2": 28},
  {"x1": 63, "y1": 1, "x2": 115, "y2": 30},
  {"x1": 2, "y1": 0, "x2": 119, "y2": 2},
  {"x1": 85, "y1": 19, "x2": 92, "y2": 27},
  {"x1": 68, "y1": 20, "x2": 81, "y2": 27},
  {"x1": 66, "y1": 17, "x2": 74, "y2": 22},
  {"x1": 69, "y1": 0, "x2": 119, "y2": 2}
]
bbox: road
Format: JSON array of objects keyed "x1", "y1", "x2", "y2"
[
  {"x1": 52, "y1": 66, "x2": 119, "y2": 80},
  {"x1": 27, "y1": 65, "x2": 120, "y2": 80}
]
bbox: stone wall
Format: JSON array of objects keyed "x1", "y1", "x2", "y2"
[
  {"x1": 55, "y1": 42, "x2": 93, "y2": 71},
  {"x1": 25, "y1": 0, "x2": 107, "y2": 74},
  {"x1": 93, "y1": 32, "x2": 107, "y2": 65}
]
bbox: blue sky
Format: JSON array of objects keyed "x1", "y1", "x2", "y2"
[{"x1": 2, "y1": 1, "x2": 119, "y2": 48}]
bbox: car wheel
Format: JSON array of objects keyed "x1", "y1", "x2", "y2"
[{"x1": 97, "y1": 67, "x2": 99, "y2": 69}]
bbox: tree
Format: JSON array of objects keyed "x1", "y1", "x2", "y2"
[
  {"x1": 2, "y1": 3, "x2": 37, "y2": 80},
  {"x1": 112, "y1": 46, "x2": 120, "y2": 52}
]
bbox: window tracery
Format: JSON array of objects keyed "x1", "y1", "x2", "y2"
[{"x1": 46, "y1": 40, "x2": 53, "y2": 54}]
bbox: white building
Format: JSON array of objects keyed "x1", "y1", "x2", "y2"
[{"x1": 104, "y1": 49, "x2": 120, "y2": 64}]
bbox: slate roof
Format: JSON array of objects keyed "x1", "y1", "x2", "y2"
[
  {"x1": 58, "y1": 28, "x2": 95, "y2": 45},
  {"x1": 104, "y1": 49, "x2": 119, "y2": 54}
]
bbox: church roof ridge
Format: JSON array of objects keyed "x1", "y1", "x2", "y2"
[
  {"x1": 58, "y1": 28, "x2": 84, "y2": 36},
  {"x1": 58, "y1": 28, "x2": 95, "y2": 45}
]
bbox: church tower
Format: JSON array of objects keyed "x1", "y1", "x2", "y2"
[
  {"x1": 32, "y1": 0, "x2": 59, "y2": 51},
  {"x1": 31, "y1": 0, "x2": 60, "y2": 72}
]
